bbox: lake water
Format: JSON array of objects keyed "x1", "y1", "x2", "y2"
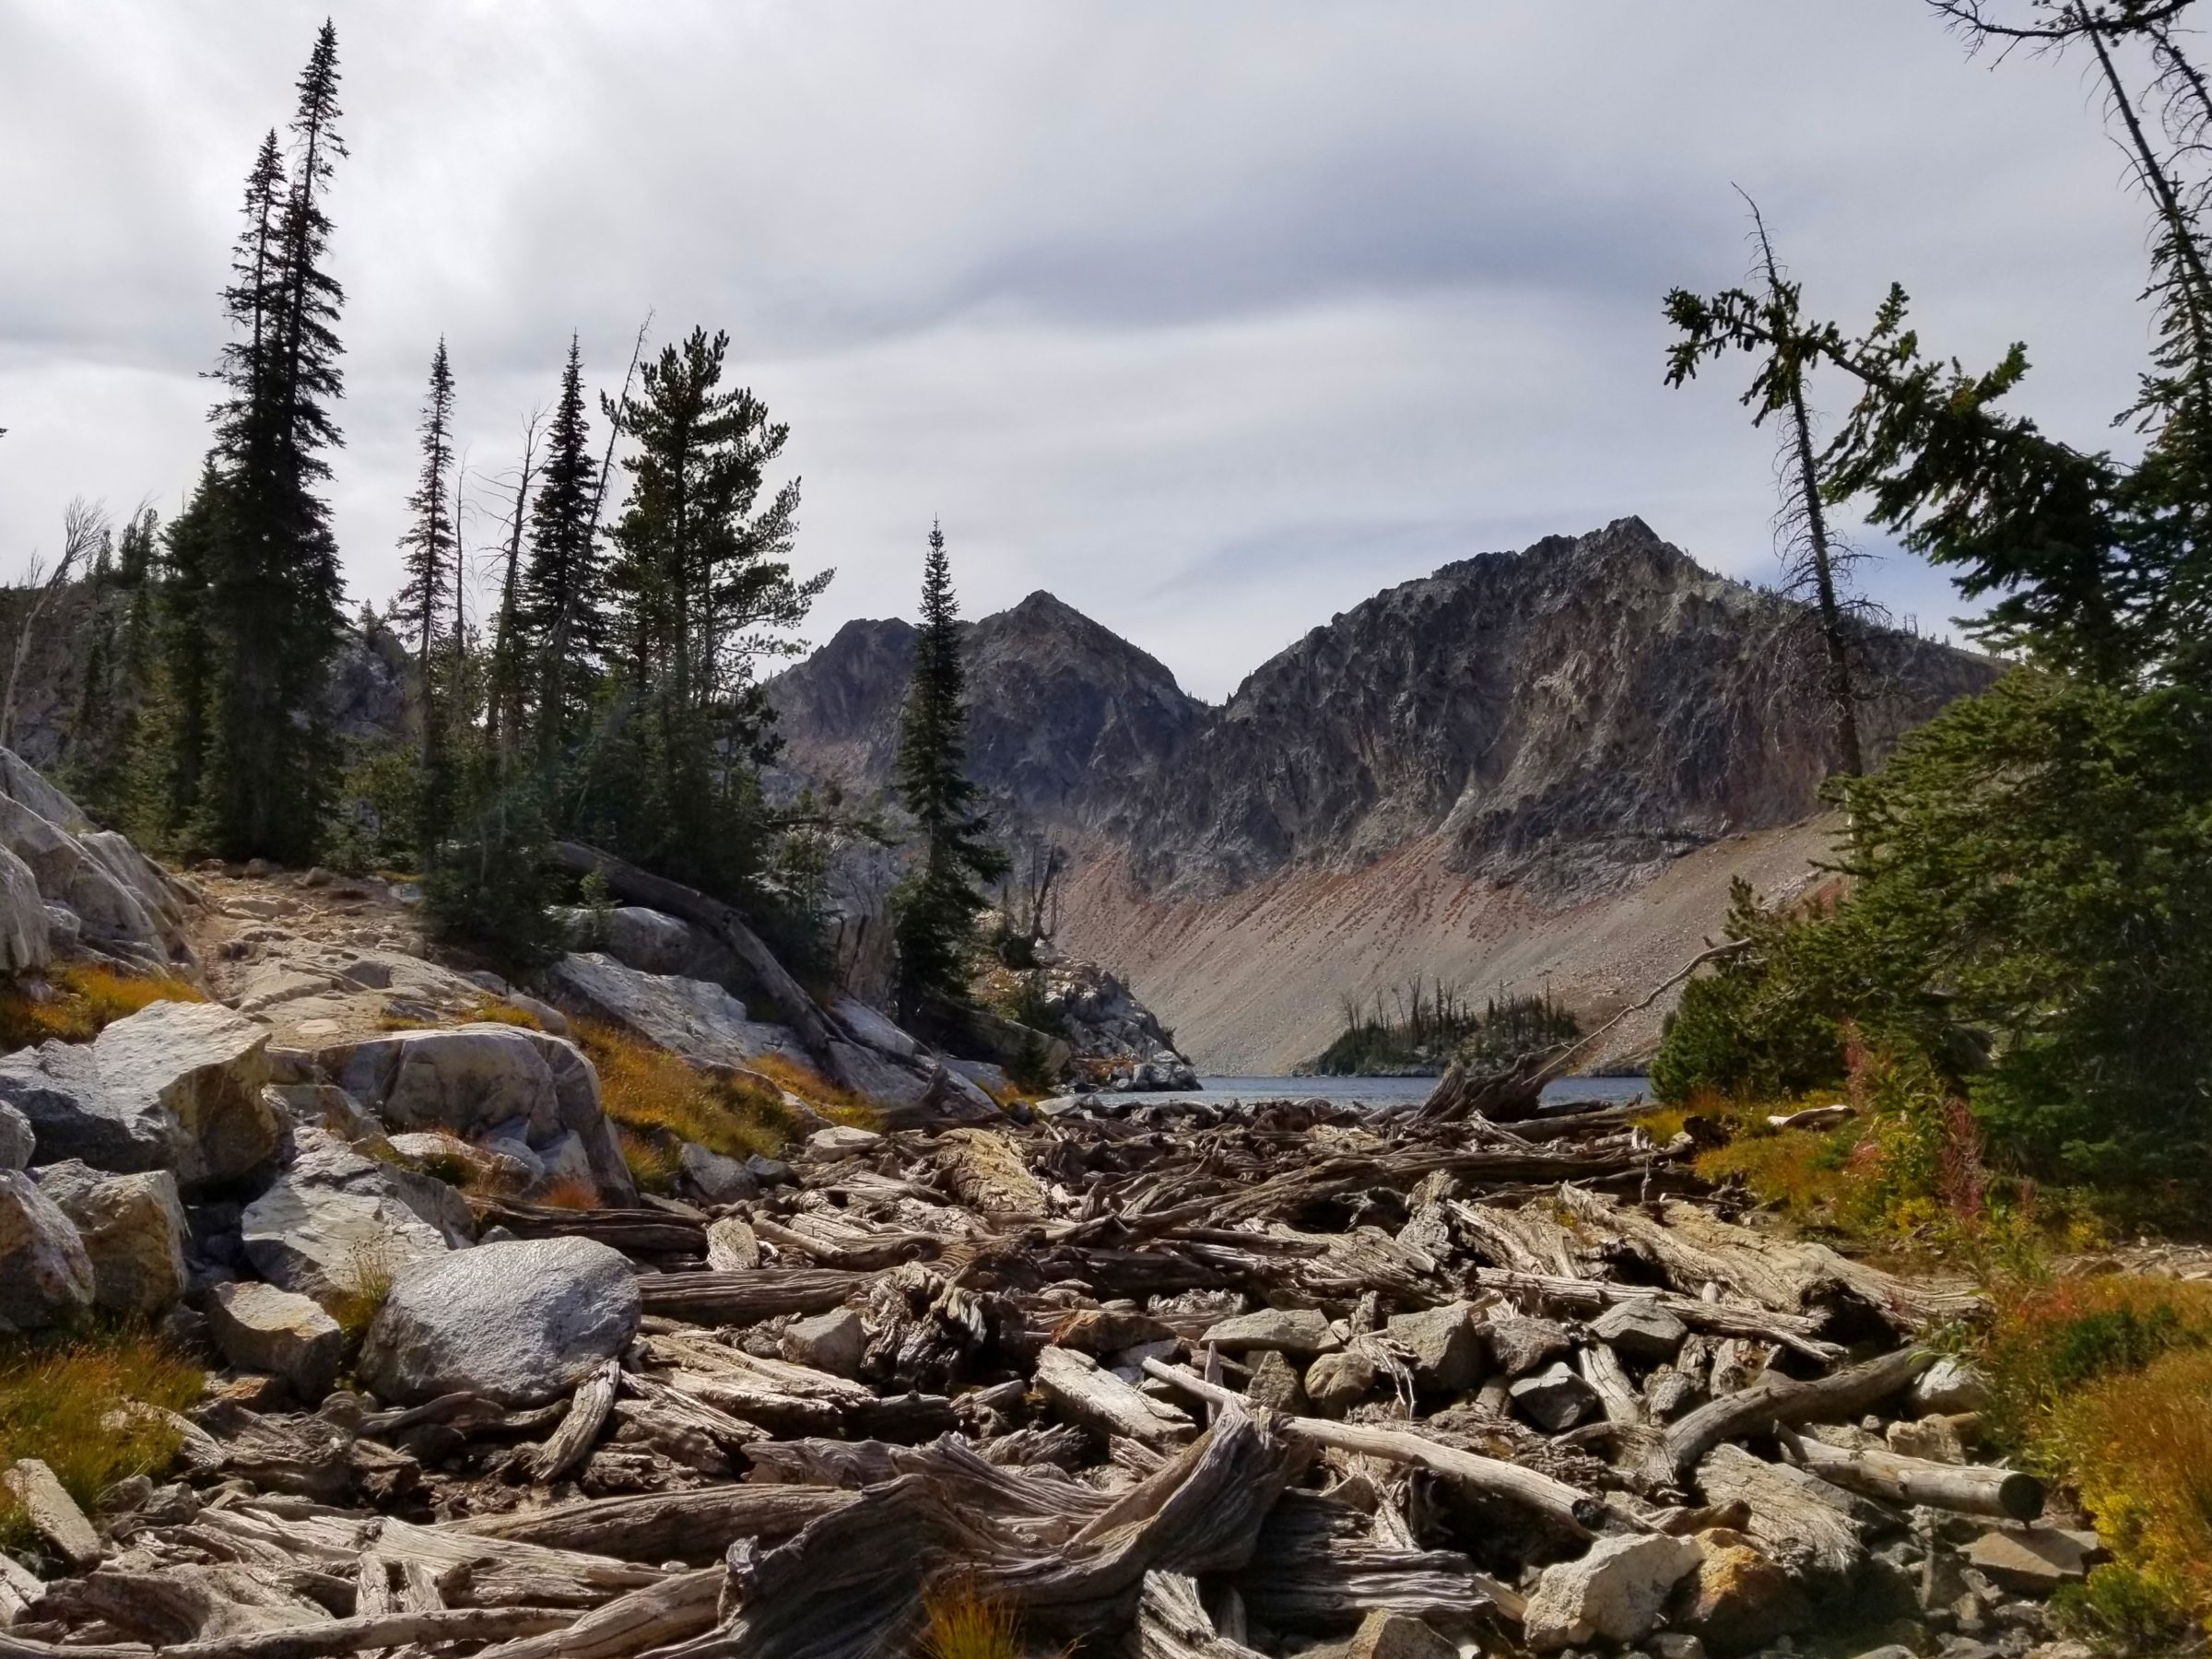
[{"x1": 1103, "y1": 1073, "x2": 1650, "y2": 1113}]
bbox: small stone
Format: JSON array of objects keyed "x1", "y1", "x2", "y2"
[
  {"x1": 1652, "y1": 1637, "x2": 1708, "y2": 1659},
  {"x1": 800, "y1": 1125, "x2": 882, "y2": 1162},
  {"x1": 1846, "y1": 1649, "x2": 1919, "y2": 1659},
  {"x1": 1346, "y1": 1609, "x2": 1456, "y2": 1659},
  {"x1": 1305, "y1": 1349, "x2": 1380, "y2": 1415},
  {"x1": 782, "y1": 1308, "x2": 866, "y2": 1378},
  {"x1": 1244, "y1": 1348, "x2": 1308, "y2": 1415},
  {"x1": 1385, "y1": 1300, "x2": 1484, "y2": 1391},
  {"x1": 1511, "y1": 1359, "x2": 1600, "y2": 1431},
  {"x1": 1963, "y1": 1528, "x2": 2096, "y2": 1593},
  {"x1": 1202, "y1": 1307, "x2": 1340, "y2": 1357},
  {"x1": 747, "y1": 1155, "x2": 794, "y2": 1186},
  {"x1": 705, "y1": 1215, "x2": 760, "y2": 1271},
  {"x1": 1671, "y1": 1527, "x2": 1811, "y2": 1654},
  {"x1": 1524, "y1": 1533, "x2": 1703, "y2": 1652},
  {"x1": 1888, "y1": 1413, "x2": 1979, "y2": 1464},
  {"x1": 1912, "y1": 1357, "x2": 1995, "y2": 1417},
  {"x1": 1485, "y1": 1312, "x2": 1571, "y2": 1378},
  {"x1": 207, "y1": 1280, "x2": 346, "y2": 1400},
  {"x1": 677, "y1": 1142, "x2": 758, "y2": 1204},
  {"x1": 1591, "y1": 1299, "x2": 1689, "y2": 1361}
]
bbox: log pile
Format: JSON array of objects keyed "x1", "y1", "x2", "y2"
[{"x1": 0, "y1": 1094, "x2": 2096, "y2": 1659}]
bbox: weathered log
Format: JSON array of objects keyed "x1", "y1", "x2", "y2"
[
  {"x1": 1136, "y1": 1571, "x2": 1270, "y2": 1659},
  {"x1": 473, "y1": 1200, "x2": 705, "y2": 1259},
  {"x1": 1653, "y1": 1346, "x2": 1933, "y2": 1488},
  {"x1": 1787, "y1": 1435, "x2": 2043, "y2": 1521},
  {"x1": 634, "y1": 1270, "x2": 870, "y2": 1325},
  {"x1": 1036, "y1": 1347, "x2": 1196, "y2": 1447},
  {"x1": 1229, "y1": 1492, "x2": 1492, "y2": 1634},
  {"x1": 531, "y1": 1360, "x2": 620, "y2": 1485},
  {"x1": 1143, "y1": 1360, "x2": 1606, "y2": 1539},
  {"x1": 447, "y1": 1487, "x2": 858, "y2": 1565},
  {"x1": 0, "y1": 1460, "x2": 101, "y2": 1571},
  {"x1": 0, "y1": 1606, "x2": 573, "y2": 1659},
  {"x1": 1695, "y1": 1442, "x2": 1880, "y2": 1583},
  {"x1": 468, "y1": 1570, "x2": 723, "y2": 1659},
  {"x1": 1466, "y1": 1268, "x2": 1844, "y2": 1361},
  {"x1": 1576, "y1": 1344, "x2": 1646, "y2": 1428}
]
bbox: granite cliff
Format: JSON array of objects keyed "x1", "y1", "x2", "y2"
[{"x1": 769, "y1": 519, "x2": 2001, "y2": 1070}]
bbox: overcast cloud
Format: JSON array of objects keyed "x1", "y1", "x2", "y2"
[{"x1": 0, "y1": 2, "x2": 2158, "y2": 700}]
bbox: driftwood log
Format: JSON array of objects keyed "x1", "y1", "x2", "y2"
[{"x1": 1786, "y1": 1433, "x2": 2043, "y2": 1521}]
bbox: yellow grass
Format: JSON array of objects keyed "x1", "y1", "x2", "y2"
[
  {"x1": 0, "y1": 1330, "x2": 202, "y2": 1547},
  {"x1": 575, "y1": 1018, "x2": 790, "y2": 1159},
  {"x1": 537, "y1": 1176, "x2": 605, "y2": 1211},
  {"x1": 324, "y1": 1243, "x2": 399, "y2": 1343},
  {"x1": 0, "y1": 962, "x2": 205, "y2": 1049},
  {"x1": 919, "y1": 1574, "x2": 1024, "y2": 1659},
  {"x1": 746, "y1": 1051, "x2": 878, "y2": 1129}
]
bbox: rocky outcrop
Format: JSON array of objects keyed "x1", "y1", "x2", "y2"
[
  {"x1": 240, "y1": 1129, "x2": 457, "y2": 1307},
  {"x1": 0, "y1": 749, "x2": 192, "y2": 971},
  {"x1": 0, "y1": 999, "x2": 279, "y2": 1188},
  {"x1": 548, "y1": 952, "x2": 807, "y2": 1070},
  {"x1": 357, "y1": 1236, "x2": 641, "y2": 1407}
]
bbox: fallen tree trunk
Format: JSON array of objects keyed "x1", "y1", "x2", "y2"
[
  {"x1": 1653, "y1": 1346, "x2": 1934, "y2": 1488},
  {"x1": 1787, "y1": 1434, "x2": 2043, "y2": 1521},
  {"x1": 0, "y1": 1606, "x2": 574, "y2": 1659},
  {"x1": 635, "y1": 1270, "x2": 871, "y2": 1324},
  {"x1": 1467, "y1": 1268, "x2": 1844, "y2": 1361},
  {"x1": 467, "y1": 1569, "x2": 724, "y2": 1659},
  {"x1": 447, "y1": 1487, "x2": 858, "y2": 1564},
  {"x1": 1144, "y1": 1360, "x2": 1607, "y2": 1538}
]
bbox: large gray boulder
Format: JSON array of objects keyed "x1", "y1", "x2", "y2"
[
  {"x1": 0, "y1": 843, "x2": 50, "y2": 974},
  {"x1": 31, "y1": 1160, "x2": 188, "y2": 1318},
  {"x1": 549, "y1": 952, "x2": 807, "y2": 1069},
  {"x1": 358, "y1": 1237, "x2": 641, "y2": 1406},
  {"x1": 0, "y1": 1169, "x2": 95, "y2": 1332},
  {"x1": 553, "y1": 905, "x2": 735, "y2": 981},
  {"x1": 207, "y1": 1280, "x2": 345, "y2": 1400},
  {"x1": 318, "y1": 1023, "x2": 636, "y2": 1206},
  {"x1": 241, "y1": 1131, "x2": 455, "y2": 1308},
  {"x1": 0, "y1": 1038, "x2": 176, "y2": 1172},
  {"x1": 92, "y1": 1000, "x2": 276, "y2": 1186}
]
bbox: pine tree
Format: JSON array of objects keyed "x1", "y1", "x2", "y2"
[
  {"x1": 394, "y1": 340, "x2": 457, "y2": 851},
  {"x1": 595, "y1": 326, "x2": 827, "y2": 893},
  {"x1": 198, "y1": 21, "x2": 349, "y2": 863},
  {"x1": 69, "y1": 507, "x2": 162, "y2": 827},
  {"x1": 154, "y1": 467, "x2": 222, "y2": 837},
  {"x1": 892, "y1": 523, "x2": 1007, "y2": 1018},
  {"x1": 523, "y1": 336, "x2": 603, "y2": 771}
]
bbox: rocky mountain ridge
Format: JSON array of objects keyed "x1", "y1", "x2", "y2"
[
  {"x1": 771, "y1": 519, "x2": 1996, "y2": 900},
  {"x1": 769, "y1": 520, "x2": 2001, "y2": 1069}
]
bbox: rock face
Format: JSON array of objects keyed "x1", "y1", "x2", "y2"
[
  {"x1": 0, "y1": 748, "x2": 191, "y2": 970},
  {"x1": 30, "y1": 1160, "x2": 188, "y2": 1317},
  {"x1": 0, "y1": 844, "x2": 50, "y2": 973},
  {"x1": 0, "y1": 1100, "x2": 31, "y2": 1171},
  {"x1": 358, "y1": 1237, "x2": 642, "y2": 1406},
  {"x1": 0, "y1": 1000, "x2": 278, "y2": 1187},
  {"x1": 548, "y1": 952, "x2": 806, "y2": 1070},
  {"x1": 0, "y1": 1169, "x2": 96, "y2": 1331},
  {"x1": 240, "y1": 1130, "x2": 457, "y2": 1306},
  {"x1": 319, "y1": 1023, "x2": 636, "y2": 1206}
]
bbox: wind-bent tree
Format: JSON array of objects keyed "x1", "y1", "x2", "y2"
[
  {"x1": 892, "y1": 523, "x2": 1007, "y2": 1018},
  {"x1": 1666, "y1": 193, "x2": 1868, "y2": 776},
  {"x1": 194, "y1": 22, "x2": 350, "y2": 861},
  {"x1": 394, "y1": 339, "x2": 458, "y2": 851}
]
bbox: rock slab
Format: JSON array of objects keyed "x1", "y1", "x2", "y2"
[
  {"x1": 208, "y1": 1280, "x2": 347, "y2": 1401},
  {"x1": 0, "y1": 1170, "x2": 95, "y2": 1332},
  {"x1": 1524, "y1": 1533, "x2": 1703, "y2": 1652}
]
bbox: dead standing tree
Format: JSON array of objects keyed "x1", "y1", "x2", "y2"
[{"x1": 2, "y1": 499, "x2": 106, "y2": 752}]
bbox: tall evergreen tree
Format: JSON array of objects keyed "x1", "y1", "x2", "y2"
[
  {"x1": 394, "y1": 340, "x2": 458, "y2": 851},
  {"x1": 198, "y1": 21, "x2": 349, "y2": 863},
  {"x1": 524, "y1": 337, "x2": 604, "y2": 771},
  {"x1": 892, "y1": 523, "x2": 1007, "y2": 1018},
  {"x1": 595, "y1": 326, "x2": 826, "y2": 892}
]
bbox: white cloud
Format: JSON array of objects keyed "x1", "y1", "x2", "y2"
[{"x1": 0, "y1": 0, "x2": 2158, "y2": 698}]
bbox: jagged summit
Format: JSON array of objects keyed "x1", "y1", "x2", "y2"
[{"x1": 771, "y1": 519, "x2": 1997, "y2": 896}]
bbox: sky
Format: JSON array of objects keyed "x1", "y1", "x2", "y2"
[{"x1": 0, "y1": 2, "x2": 2160, "y2": 701}]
